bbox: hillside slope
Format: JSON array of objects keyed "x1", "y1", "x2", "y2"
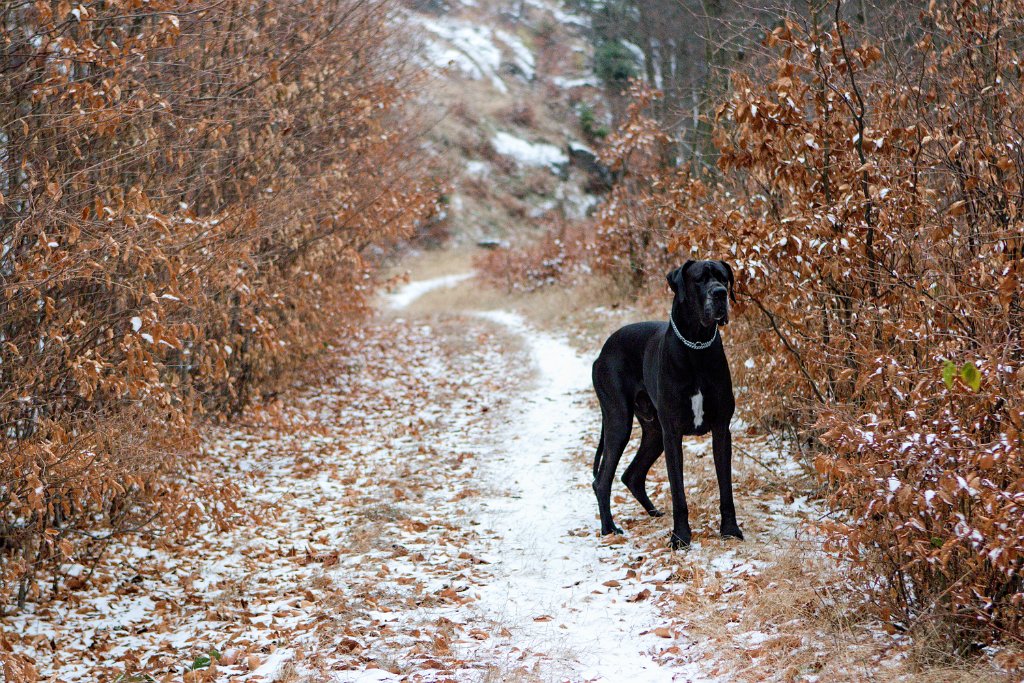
[{"x1": 406, "y1": 0, "x2": 610, "y2": 246}]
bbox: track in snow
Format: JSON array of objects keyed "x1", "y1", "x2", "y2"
[{"x1": 382, "y1": 276, "x2": 710, "y2": 682}]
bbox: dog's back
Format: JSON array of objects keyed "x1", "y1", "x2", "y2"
[{"x1": 592, "y1": 321, "x2": 665, "y2": 390}]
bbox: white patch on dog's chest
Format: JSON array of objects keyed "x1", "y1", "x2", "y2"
[{"x1": 691, "y1": 391, "x2": 704, "y2": 429}]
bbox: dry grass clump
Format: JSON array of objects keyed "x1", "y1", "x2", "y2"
[{"x1": 500, "y1": 103, "x2": 539, "y2": 128}]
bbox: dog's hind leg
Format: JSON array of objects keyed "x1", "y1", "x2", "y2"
[
  {"x1": 622, "y1": 417, "x2": 664, "y2": 518},
  {"x1": 592, "y1": 403, "x2": 632, "y2": 536}
]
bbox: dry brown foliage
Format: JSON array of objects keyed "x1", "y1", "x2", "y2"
[
  {"x1": 476, "y1": 217, "x2": 589, "y2": 293},
  {"x1": 546, "y1": 0, "x2": 1024, "y2": 652},
  {"x1": 0, "y1": 0, "x2": 438, "y2": 609}
]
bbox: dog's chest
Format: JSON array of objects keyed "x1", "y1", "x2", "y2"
[
  {"x1": 678, "y1": 385, "x2": 723, "y2": 435},
  {"x1": 690, "y1": 390, "x2": 705, "y2": 430}
]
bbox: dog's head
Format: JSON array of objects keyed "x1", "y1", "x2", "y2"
[{"x1": 666, "y1": 260, "x2": 735, "y2": 326}]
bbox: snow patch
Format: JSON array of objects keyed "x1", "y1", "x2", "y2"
[
  {"x1": 495, "y1": 28, "x2": 535, "y2": 80},
  {"x1": 335, "y1": 671, "x2": 400, "y2": 683},
  {"x1": 550, "y1": 74, "x2": 601, "y2": 89},
  {"x1": 247, "y1": 650, "x2": 292, "y2": 680},
  {"x1": 557, "y1": 182, "x2": 601, "y2": 219},
  {"x1": 620, "y1": 40, "x2": 646, "y2": 66},
  {"x1": 568, "y1": 140, "x2": 596, "y2": 156},
  {"x1": 386, "y1": 273, "x2": 473, "y2": 309},
  {"x1": 522, "y1": 0, "x2": 590, "y2": 27},
  {"x1": 491, "y1": 131, "x2": 568, "y2": 171},
  {"x1": 412, "y1": 14, "x2": 508, "y2": 93},
  {"x1": 464, "y1": 160, "x2": 490, "y2": 177}
]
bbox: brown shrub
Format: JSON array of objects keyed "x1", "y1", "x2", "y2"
[
  {"x1": 590, "y1": 86, "x2": 675, "y2": 291},
  {"x1": 562, "y1": 2, "x2": 1024, "y2": 651},
  {"x1": 0, "y1": 0, "x2": 437, "y2": 608},
  {"x1": 476, "y1": 219, "x2": 588, "y2": 293}
]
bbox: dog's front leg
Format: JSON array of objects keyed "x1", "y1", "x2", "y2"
[
  {"x1": 661, "y1": 425, "x2": 692, "y2": 549},
  {"x1": 712, "y1": 425, "x2": 743, "y2": 540}
]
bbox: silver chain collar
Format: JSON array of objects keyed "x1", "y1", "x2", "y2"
[{"x1": 669, "y1": 314, "x2": 718, "y2": 350}]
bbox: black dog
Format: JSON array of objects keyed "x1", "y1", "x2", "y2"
[{"x1": 591, "y1": 260, "x2": 742, "y2": 549}]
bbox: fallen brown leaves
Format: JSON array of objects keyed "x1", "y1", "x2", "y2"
[{"x1": 2, "y1": 316, "x2": 517, "y2": 680}]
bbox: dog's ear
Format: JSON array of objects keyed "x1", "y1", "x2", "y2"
[
  {"x1": 719, "y1": 260, "x2": 736, "y2": 302},
  {"x1": 666, "y1": 260, "x2": 696, "y2": 295}
]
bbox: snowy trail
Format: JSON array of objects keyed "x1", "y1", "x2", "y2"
[
  {"x1": 10, "y1": 274, "x2": 833, "y2": 681},
  {"x1": 466, "y1": 310, "x2": 683, "y2": 681},
  {"x1": 385, "y1": 277, "x2": 707, "y2": 681},
  {"x1": 385, "y1": 273, "x2": 474, "y2": 309}
]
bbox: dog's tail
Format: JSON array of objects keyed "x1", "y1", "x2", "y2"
[{"x1": 593, "y1": 423, "x2": 605, "y2": 479}]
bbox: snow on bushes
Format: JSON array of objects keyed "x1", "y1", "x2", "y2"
[
  {"x1": 692, "y1": 7, "x2": 1024, "y2": 645},
  {"x1": 531, "y1": 1, "x2": 1023, "y2": 650},
  {"x1": 0, "y1": 0, "x2": 437, "y2": 616}
]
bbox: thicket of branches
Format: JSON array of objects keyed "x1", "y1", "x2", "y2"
[
  {"x1": 576, "y1": 1, "x2": 928, "y2": 172},
  {"x1": 506, "y1": 0, "x2": 1024, "y2": 651},
  {"x1": 0, "y1": 0, "x2": 437, "y2": 609}
]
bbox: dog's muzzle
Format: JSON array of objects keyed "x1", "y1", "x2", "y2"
[{"x1": 707, "y1": 287, "x2": 729, "y2": 324}]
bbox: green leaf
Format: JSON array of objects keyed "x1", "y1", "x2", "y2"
[
  {"x1": 960, "y1": 361, "x2": 981, "y2": 391},
  {"x1": 187, "y1": 648, "x2": 221, "y2": 671},
  {"x1": 189, "y1": 654, "x2": 211, "y2": 671},
  {"x1": 941, "y1": 360, "x2": 956, "y2": 389},
  {"x1": 931, "y1": 536, "x2": 944, "y2": 548}
]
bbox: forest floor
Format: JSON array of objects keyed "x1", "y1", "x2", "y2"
[{"x1": 5, "y1": 253, "x2": 1003, "y2": 682}]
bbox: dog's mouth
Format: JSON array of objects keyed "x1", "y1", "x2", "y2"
[{"x1": 705, "y1": 299, "x2": 729, "y2": 325}]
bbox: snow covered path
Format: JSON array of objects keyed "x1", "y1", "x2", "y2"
[
  {"x1": 385, "y1": 273, "x2": 474, "y2": 310},
  {"x1": 447, "y1": 309, "x2": 687, "y2": 681},
  {"x1": 375, "y1": 279, "x2": 692, "y2": 681},
  {"x1": 7, "y1": 271, "x2": 847, "y2": 682},
  {"x1": 365, "y1": 275, "x2": 838, "y2": 682}
]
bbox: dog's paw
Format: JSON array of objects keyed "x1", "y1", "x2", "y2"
[
  {"x1": 601, "y1": 525, "x2": 624, "y2": 536},
  {"x1": 720, "y1": 524, "x2": 744, "y2": 541},
  {"x1": 646, "y1": 507, "x2": 665, "y2": 518},
  {"x1": 668, "y1": 530, "x2": 691, "y2": 550}
]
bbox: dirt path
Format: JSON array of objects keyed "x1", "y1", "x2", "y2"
[{"x1": 8, "y1": 270, "x2": 900, "y2": 682}]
